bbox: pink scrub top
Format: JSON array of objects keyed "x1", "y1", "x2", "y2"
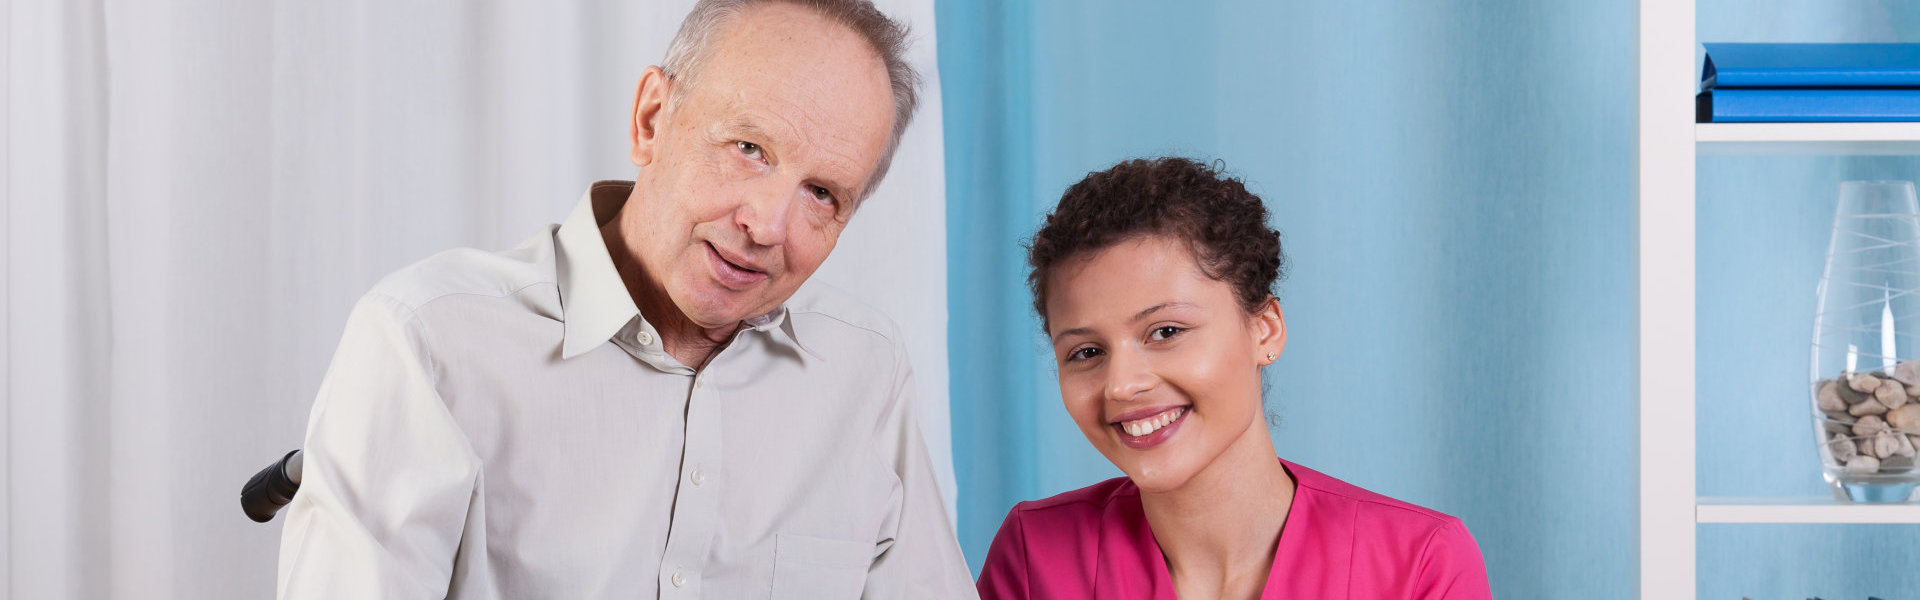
[{"x1": 975, "y1": 459, "x2": 1491, "y2": 599}]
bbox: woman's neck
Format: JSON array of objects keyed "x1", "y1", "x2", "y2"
[{"x1": 1140, "y1": 422, "x2": 1295, "y2": 600}]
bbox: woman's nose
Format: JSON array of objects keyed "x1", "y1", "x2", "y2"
[{"x1": 1103, "y1": 347, "x2": 1155, "y2": 402}]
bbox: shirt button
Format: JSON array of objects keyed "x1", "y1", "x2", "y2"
[
  {"x1": 694, "y1": 378, "x2": 704, "y2": 389},
  {"x1": 670, "y1": 570, "x2": 686, "y2": 588},
  {"x1": 690, "y1": 467, "x2": 706, "y2": 486},
  {"x1": 636, "y1": 330, "x2": 654, "y2": 346}
]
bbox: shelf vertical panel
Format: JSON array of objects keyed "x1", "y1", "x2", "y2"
[{"x1": 1638, "y1": 0, "x2": 1696, "y2": 597}]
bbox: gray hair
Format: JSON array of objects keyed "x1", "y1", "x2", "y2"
[{"x1": 661, "y1": 0, "x2": 922, "y2": 202}]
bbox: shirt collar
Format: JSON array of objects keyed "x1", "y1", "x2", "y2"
[
  {"x1": 557, "y1": 181, "x2": 643, "y2": 360},
  {"x1": 749, "y1": 304, "x2": 822, "y2": 361},
  {"x1": 554, "y1": 180, "x2": 815, "y2": 360}
]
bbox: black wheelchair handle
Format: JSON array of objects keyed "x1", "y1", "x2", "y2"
[{"x1": 241, "y1": 449, "x2": 303, "y2": 523}]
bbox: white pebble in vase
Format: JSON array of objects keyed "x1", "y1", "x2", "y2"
[
  {"x1": 1895, "y1": 360, "x2": 1920, "y2": 386},
  {"x1": 1818, "y1": 380, "x2": 1848, "y2": 412},
  {"x1": 1830, "y1": 433, "x2": 1859, "y2": 463},
  {"x1": 1878, "y1": 380, "x2": 1910, "y2": 409},
  {"x1": 1846, "y1": 454, "x2": 1882, "y2": 475},
  {"x1": 1854, "y1": 415, "x2": 1891, "y2": 437},
  {"x1": 1849, "y1": 397, "x2": 1890, "y2": 417},
  {"x1": 1850, "y1": 373, "x2": 1884, "y2": 394},
  {"x1": 1874, "y1": 432, "x2": 1904, "y2": 459},
  {"x1": 1887, "y1": 403, "x2": 1920, "y2": 432}
]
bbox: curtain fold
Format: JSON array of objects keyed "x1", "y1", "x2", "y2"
[
  {"x1": 4, "y1": 2, "x2": 950, "y2": 597},
  {"x1": 7, "y1": 1, "x2": 114, "y2": 598}
]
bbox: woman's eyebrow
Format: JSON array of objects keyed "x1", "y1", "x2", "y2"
[
  {"x1": 1050, "y1": 327, "x2": 1092, "y2": 344},
  {"x1": 1130, "y1": 302, "x2": 1196, "y2": 323},
  {"x1": 1050, "y1": 301, "x2": 1198, "y2": 343}
]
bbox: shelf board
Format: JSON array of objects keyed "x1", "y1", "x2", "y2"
[
  {"x1": 1697, "y1": 123, "x2": 1920, "y2": 156},
  {"x1": 1697, "y1": 497, "x2": 1920, "y2": 524}
]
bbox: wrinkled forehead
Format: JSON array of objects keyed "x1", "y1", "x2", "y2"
[
  {"x1": 693, "y1": 5, "x2": 892, "y2": 127},
  {"x1": 683, "y1": 5, "x2": 896, "y2": 189}
]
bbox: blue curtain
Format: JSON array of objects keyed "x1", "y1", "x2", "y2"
[{"x1": 940, "y1": 0, "x2": 1920, "y2": 596}]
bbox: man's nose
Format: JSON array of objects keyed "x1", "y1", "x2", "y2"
[
  {"x1": 735, "y1": 181, "x2": 798, "y2": 247},
  {"x1": 1103, "y1": 346, "x2": 1156, "y2": 403}
]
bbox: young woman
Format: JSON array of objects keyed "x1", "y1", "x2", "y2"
[{"x1": 976, "y1": 158, "x2": 1490, "y2": 599}]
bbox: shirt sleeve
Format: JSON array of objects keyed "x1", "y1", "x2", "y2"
[
  {"x1": 860, "y1": 347, "x2": 979, "y2": 599},
  {"x1": 973, "y1": 507, "x2": 1031, "y2": 600},
  {"x1": 277, "y1": 294, "x2": 482, "y2": 599},
  {"x1": 1411, "y1": 518, "x2": 1493, "y2": 600}
]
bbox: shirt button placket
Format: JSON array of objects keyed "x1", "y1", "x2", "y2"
[{"x1": 660, "y1": 371, "x2": 721, "y2": 598}]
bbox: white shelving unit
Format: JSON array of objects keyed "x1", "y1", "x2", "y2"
[
  {"x1": 1697, "y1": 498, "x2": 1920, "y2": 524},
  {"x1": 1699, "y1": 123, "x2": 1920, "y2": 155},
  {"x1": 1639, "y1": 2, "x2": 1920, "y2": 597}
]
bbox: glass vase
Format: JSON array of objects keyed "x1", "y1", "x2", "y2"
[{"x1": 1811, "y1": 180, "x2": 1920, "y2": 503}]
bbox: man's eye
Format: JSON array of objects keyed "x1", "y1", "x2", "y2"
[
  {"x1": 810, "y1": 186, "x2": 835, "y2": 205},
  {"x1": 1150, "y1": 326, "x2": 1184, "y2": 341},
  {"x1": 736, "y1": 141, "x2": 762, "y2": 159}
]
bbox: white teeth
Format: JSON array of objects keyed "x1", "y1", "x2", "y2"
[{"x1": 1120, "y1": 407, "x2": 1184, "y2": 437}]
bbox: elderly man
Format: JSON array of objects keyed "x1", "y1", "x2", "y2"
[{"x1": 276, "y1": 1, "x2": 974, "y2": 597}]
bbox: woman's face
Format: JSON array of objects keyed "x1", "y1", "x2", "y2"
[{"x1": 1045, "y1": 235, "x2": 1285, "y2": 493}]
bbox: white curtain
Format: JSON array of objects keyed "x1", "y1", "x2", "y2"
[{"x1": 1, "y1": 1, "x2": 952, "y2": 597}]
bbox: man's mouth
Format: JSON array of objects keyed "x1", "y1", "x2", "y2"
[{"x1": 705, "y1": 242, "x2": 768, "y2": 288}]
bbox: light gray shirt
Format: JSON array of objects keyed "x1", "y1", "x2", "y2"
[{"x1": 277, "y1": 181, "x2": 975, "y2": 599}]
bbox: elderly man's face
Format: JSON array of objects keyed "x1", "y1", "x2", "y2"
[{"x1": 623, "y1": 3, "x2": 895, "y2": 330}]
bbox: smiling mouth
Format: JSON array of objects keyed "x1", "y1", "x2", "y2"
[
  {"x1": 1111, "y1": 406, "x2": 1188, "y2": 438},
  {"x1": 708, "y1": 242, "x2": 763, "y2": 272},
  {"x1": 705, "y1": 242, "x2": 768, "y2": 287}
]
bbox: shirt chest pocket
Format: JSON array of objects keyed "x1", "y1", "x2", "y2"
[{"x1": 770, "y1": 533, "x2": 872, "y2": 600}]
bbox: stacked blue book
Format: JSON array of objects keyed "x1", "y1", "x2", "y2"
[{"x1": 1697, "y1": 43, "x2": 1920, "y2": 123}]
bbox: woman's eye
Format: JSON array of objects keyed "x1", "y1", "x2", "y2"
[
  {"x1": 1150, "y1": 326, "x2": 1183, "y2": 341},
  {"x1": 736, "y1": 141, "x2": 763, "y2": 159},
  {"x1": 1067, "y1": 347, "x2": 1103, "y2": 362}
]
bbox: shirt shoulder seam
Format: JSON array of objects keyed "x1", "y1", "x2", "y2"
[
  {"x1": 788, "y1": 306, "x2": 899, "y2": 343},
  {"x1": 1407, "y1": 515, "x2": 1453, "y2": 594},
  {"x1": 354, "y1": 292, "x2": 486, "y2": 463},
  {"x1": 359, "y1": 281, "x2": 553, "y2": 390},
  {"x1": 1297, "y1": 477, "x2": 1457, "y2": 525},
  {"x1": 1016, "y1": 505, "x2": 1033, "y2": 598},
  {"x1": 369, "y1": 280, "x2": 558, "y2": 319}
]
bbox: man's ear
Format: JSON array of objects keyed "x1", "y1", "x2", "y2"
[
  {"x1": 1253, "y1": 296, "x2": 1286, "y2": 365},
  {"x1": 630, "y1": 66, "x2": 672, "y2": 168}
]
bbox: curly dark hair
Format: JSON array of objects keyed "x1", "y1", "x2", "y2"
[{"x1": 1027, "y1": 157, "x2": 1286, "y2": 331}]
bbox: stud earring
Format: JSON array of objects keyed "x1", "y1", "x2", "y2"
[{"x1": 1265, "y1": 352, "x2": 1276, "y2": 363}]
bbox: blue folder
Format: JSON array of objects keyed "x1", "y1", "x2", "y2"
[
  {"x1": 1703, "y1": 43, "x2": 1920, "y2": 88},
  {"x1": 1698, "y1": 88, "x2": 1920, "y2": 122}
]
